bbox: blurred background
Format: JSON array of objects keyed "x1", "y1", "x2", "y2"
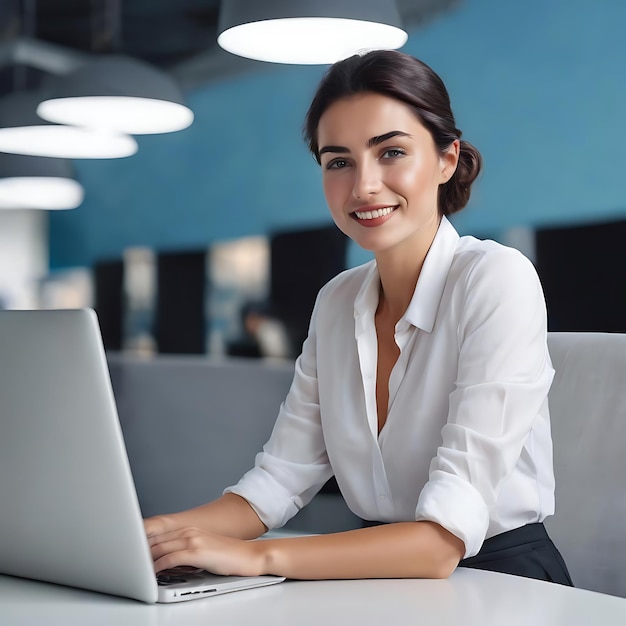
[{"x1": 1, "y1": 0, "x2": 625, "y2": 359}]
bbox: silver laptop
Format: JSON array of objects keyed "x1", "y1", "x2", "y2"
[{"x1": 0, "y1": 308, "x2": 284, "y2": 603}]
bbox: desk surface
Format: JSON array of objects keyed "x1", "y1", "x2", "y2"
[{"x1": 2, "y1": 569, "x2": 626, "y2": 626}]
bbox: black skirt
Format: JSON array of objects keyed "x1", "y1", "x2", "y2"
[
  {"x1": 457, "y1": 522, "x2": 573, "y2": 585},
  {"x1": 361, "y1": 520, "x2": 573, "y2": 586}
]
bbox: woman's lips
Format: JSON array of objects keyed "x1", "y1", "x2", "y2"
[{"x1": 351, "y1": 205, "x2": 397, "y2": 227}]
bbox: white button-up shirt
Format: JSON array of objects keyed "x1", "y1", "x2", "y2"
[{"x1": 227, "y1": 217, "x2": 555, "y2": 558}]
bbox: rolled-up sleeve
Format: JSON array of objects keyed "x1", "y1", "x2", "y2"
[
  {"x1": 225, "y1": 293, "x2": 333, "y2": 529},
  {"x1": 415, "y1": 248, "x2": 554, "y2": 558}
]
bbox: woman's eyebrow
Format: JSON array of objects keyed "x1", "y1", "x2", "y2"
[
  {"x1": 319, "y1": 144, "x2": 348, "y2": 156},
  {"x1": 367, "y1": 130, "x2": 411, "y2": 147},
  {"x1": 319, "y1": 130, "x2": 412, "y2": 156}
]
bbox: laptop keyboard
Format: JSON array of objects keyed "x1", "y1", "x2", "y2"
[{"x1": 156, "y1": 566, "x2": 208, "y2": 586}]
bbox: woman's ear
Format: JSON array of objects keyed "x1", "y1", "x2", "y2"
[{"x1": 440, "y1": 139, "x2": 460, "y2": 184}]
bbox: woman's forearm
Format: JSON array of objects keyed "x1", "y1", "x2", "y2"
[
  {"x1": 146, "y1": 493, "x2": 267, "y2": 540},
  {"x1": 254, "y1": 521, "x2": 464, "y2": 580}
]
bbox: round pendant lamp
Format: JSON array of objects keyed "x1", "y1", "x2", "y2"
[
  {"x1": 0, "y1": 152, "x2": 84, "y2": 210},
  {"x1": 0, "y1": 91, "x2": 137, "y2": 159},
  {"x1": 217, "y1": 0, "x2": 408, "y2": 64},
  {"x1": 37, "y1": 55, "x2": 194, "y2": 135}
]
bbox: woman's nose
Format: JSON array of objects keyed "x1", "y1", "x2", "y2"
[{"x1": 352, "y1": 162, "x2": 382, "y2": 200}]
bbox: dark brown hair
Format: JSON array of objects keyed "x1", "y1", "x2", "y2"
[{"x1": 303, "y1": 50, "x2": 482, "y2": 216}]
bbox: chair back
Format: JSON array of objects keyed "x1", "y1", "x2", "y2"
[{"x1": 545, "y1": 332, "x2": 626, "y2": 597}]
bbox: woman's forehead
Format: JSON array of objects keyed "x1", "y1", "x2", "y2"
[{"x1": 317, "y1": 92, "x2": 427, "y2": 144}]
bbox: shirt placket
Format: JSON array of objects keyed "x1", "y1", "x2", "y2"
[
  {"x1": 355, "y1": 311, "x2": 395, "y2": 519},
  {"x1": 376, "y1": 320, "x2": 418, "y2": 518},
  {"x1": 386, "y1": 320, "x2": 416, "y2": 416}
]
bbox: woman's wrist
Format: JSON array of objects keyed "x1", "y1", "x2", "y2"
[{"x1": 250, "y1": 538, "x2": 283, "y2": 577}]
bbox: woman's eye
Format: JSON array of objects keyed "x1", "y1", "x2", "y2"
[
  {"x1": 382, "y1": 148, "x2": 405, "y2": 159},
  {"x1": 326, "y1": 159, "x2": 349, "y2": 170}
]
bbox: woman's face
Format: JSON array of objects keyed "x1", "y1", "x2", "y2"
[{"x1": 316, "y1": 92, "x2": 458, "y2": 257}]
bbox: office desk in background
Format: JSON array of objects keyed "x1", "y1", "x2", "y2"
[{"x1": 2, "y1": 568, "x2": 626, "y2": 626}]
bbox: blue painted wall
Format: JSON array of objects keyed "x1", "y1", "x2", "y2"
[{"x1": 49, "y1": 0, "x2": 626, "y2": 269}]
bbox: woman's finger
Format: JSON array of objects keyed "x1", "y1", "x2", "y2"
[
  {"x1": 143, "y1": 514, "x2": 177, "y2": 538},
  {"x1": 146, "y1": 526, "x2": 203, "y2": 547},
  {"x1": 154, "y1": 549, "x2": 207, "y2": 574},
  {"x1": 150, "y1": 537, "x2": 187, "y2": 560}
]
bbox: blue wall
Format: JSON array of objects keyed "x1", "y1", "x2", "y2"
[{"x1": 49, "y1": 0, "x2": 626, "y2": 269}]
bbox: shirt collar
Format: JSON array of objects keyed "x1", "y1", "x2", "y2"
[
  {"x1": 403, "y1": 216, "x2": 460, "y2": 333},
  {"x1": 354, "y1": 261, "x2": 379, "y2": 338},
  {"x1": 353, "y1": 216, "x2": 460, "y2": 335}
]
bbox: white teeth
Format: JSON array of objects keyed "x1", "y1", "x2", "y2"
[{"x1": 354, "y1": 206, "x2": 395, "y2": 220}]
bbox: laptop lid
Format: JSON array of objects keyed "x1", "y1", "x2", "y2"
[{"x1": 0, "y1": 308, "x2": 160, "y2": 603}]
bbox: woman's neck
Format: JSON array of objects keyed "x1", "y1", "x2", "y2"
[{"x1": 375, "y1": 216, "x2": 441, "y2": 323}]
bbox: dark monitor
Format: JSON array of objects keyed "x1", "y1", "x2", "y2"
[
  {"x1": 269, "y1": 224, "x2": 348, "y2": 355},
  {"x1": 93, "y1": 259, "x2": 124, "y2": 351},
  {"x1": 154, "y1": 250, "x2": 207, "y2": 354},
  {"x1": 535, "y1": 219, "x2": 626, "y2": 332}
]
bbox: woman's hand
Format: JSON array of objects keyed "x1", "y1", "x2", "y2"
[
  {"x1": 146, "y1": 524, "x2": 267, "y2": 577},
  {"x1": 144, "y1": 513, "x2": 185, "y2": 540}
]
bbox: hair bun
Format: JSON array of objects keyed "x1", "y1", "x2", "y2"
[{"x1": 439, "y1": 140, "x2": 482, "y2": 216}]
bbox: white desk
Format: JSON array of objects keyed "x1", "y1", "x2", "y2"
[{"x1": 2, "y1": 569, "x2": 626, "y2": 626}]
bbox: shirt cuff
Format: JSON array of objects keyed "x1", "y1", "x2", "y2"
[
  {"x1": 223, "y1": 450, "x2": 332, "y2": 530},
  {"x1": 415, "y1": 470, "x2": 489, "y2": 558},
  {"x1": 224, "y1": 468, "x2": 299, "y2": 530}
]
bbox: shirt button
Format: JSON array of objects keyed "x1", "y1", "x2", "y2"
[{"x1": 379, "y1": 494, "x2": 387, "y2": 500}]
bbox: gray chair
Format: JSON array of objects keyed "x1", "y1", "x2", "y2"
[
  {"x1": 108, "y1": 355, "x2": 295, "y2": 518},
  {"x1": 545, "y1": 332, "x2": 626, "y2": 597},
  {"x1": 108, "y1": 354, "x2": 360, "y2": 532}
]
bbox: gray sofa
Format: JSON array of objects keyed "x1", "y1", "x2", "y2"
[{"x1": 108, "y1": 354, "x2": 361, "y2": 534}]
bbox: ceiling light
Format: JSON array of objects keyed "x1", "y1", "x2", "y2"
[
  {"x1": 37, "y1": 56, "x2": 194, "y2": 134},
  {"x1": 217, "y1": 0, "x2": 408, "y2": 64},
  {"x1": 0, "y1": 91, "x2": 137, "y2": 159},
  {"x1": 0, "y1": 126, "x2": 137, "y2": 159},
  {"x1": 0, "y1": 177, "x2": 84, "y2": 210},
  {"x1": 0, "y1": 152, "x2": 84, "y2": 210}
]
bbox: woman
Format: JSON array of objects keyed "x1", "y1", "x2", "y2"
[{"x1": 145, "y1": 50, "x2": 572, "y2": 584}]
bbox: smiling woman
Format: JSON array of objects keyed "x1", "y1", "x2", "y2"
[
  {"x1": 145, "y1": 50, "x2": 572, "y2": 587},
  {"x1": 316, "y1": 92, "x2": 456, "y2": 257}
]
